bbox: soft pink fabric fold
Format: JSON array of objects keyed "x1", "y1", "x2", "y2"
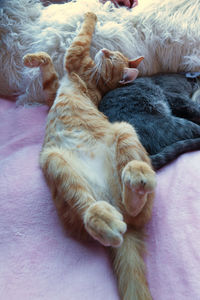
[{"x1": 0, "y1": 97, "x2": 200, "y2": 299}]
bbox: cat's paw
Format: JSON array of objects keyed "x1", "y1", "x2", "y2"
[
  {"x1": 84, "y1": 201, "x2": 127, "y2": 247},
  {"x1": 192, "y1": 88, "x2": 200, "y2": 103},
  {"x1": 23, "y1": 52, "x2": 51, "y2": 68},
  {"x1": 84, "y1": 12, "x2": 97, "y2": 22},
  {"x1": 122, "y1": 161, "x2": 156, "y2": 217}
]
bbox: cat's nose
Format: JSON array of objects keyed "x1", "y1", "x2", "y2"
[{"x1": 101, "y1": 48, "x2": 110, "y2": 58}]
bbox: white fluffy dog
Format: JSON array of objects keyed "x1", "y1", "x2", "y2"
[{"x1": 1, "y1": 0, "x2": 200, "y2": 105}]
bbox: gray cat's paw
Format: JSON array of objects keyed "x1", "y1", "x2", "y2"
[{"x1": 192, "y1": 88, "x2": 200, "y2": 103}]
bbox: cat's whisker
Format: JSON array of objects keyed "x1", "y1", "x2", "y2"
[
  {"x1": 90, "y1": 58, "x2": 103, "y2": 85},
  {"x1": 88, "y1": 66, "x2": 100, "y2": 84}
]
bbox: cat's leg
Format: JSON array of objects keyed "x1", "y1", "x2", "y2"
[
  {"x1": 65, "y1": 12, "x2": 97, "y2": 74},
  {"x1": 84, "y1": 201, "x2": 127, "y2": 247},
  {"x1": 111, "y1": 123, "x2": 154, "y2": 300},
  {"x1": 192, "y1": 88, "x2": 200, "y2": 104},
  {"x1": 40, "y1": 146, "x2": 127, "y2": 247},
  {"x1": 23, "y1": 52, "x2": 59, "y2": 107},
  {"x1": 167, "y1": 93, "x2": 200, "y2": 125},
  {"x1": 112, "y1": 122, "x2": 156, "y2": 227}
]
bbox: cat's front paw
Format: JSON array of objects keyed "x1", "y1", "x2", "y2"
[
  {"x1": 84, "y1": 201, "x2": 127, "y2": 247},
  {"x1": 84, "y1": 12, "x2": 97, "y2": 22},
  {"x1": 192, "y1": 88, "x2": 200, "y2": 103},
  {"x1": 122, "y1": 161, "x2": 156, "y2": 217},
  {"x1": 23, "y1": 52, "x2": 51, "y2": 68}
]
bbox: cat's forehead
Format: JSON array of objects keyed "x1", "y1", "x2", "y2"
[
  {"x1": 101, "y1": 48, "x2": 127, "y2": 61},
  {"x1": 113, "y1": 52, "x2": 129, "y2": 66},
  {"x1": 112, "y1": 51, "x2": 127, "y2": 60}
]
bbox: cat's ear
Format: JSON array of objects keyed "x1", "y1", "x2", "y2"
[
  {"x1": 119, "y1": 68, "x2": 139, "y2": 84},
  {"x1": 119, "y1": 56, "x2": 143, "y2": 84},
  {"x1": 128, "y1": 56, "x2": 144, "y2": 68}
]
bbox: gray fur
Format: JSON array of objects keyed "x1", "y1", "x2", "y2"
[{"x1": 99, "y1": 74, "x2": 200, "y2": 170}]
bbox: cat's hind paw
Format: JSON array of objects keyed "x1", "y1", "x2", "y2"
[
  {"x1": 84, "y1": 201, "x2": 127, "y2": 247},
  {"x1": 23, "y1": 52, "x2": 51, "y2": 68},
  {"x1": 122, "y1": 161, "x2": 156, "y2": 217}
]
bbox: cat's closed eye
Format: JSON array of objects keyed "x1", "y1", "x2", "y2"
[{"x1": 109, "y1": 55, "x2": 114, "y2": 61}]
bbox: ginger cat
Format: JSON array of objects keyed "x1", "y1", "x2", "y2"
[{"x1": 23, "y1": 12, "x2": 156, "y2": 300}]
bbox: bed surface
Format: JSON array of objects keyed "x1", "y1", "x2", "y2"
[{"x1": 1, "y1": 97, "x2": 200, "y2": 299}]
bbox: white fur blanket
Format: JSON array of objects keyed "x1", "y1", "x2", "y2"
[{"x1": 1, "y1": 0, "x2": 200, "y2": 105}]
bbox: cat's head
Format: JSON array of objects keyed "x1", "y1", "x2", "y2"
[{"x1": 93, "y1": 48, "x2": 144, "y2": 91}]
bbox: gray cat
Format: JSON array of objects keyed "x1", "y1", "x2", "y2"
[{"x1": 99, "y1": 74, "x2": 200, "y2": 170}]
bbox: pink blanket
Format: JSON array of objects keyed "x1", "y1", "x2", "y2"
[{"x1": 1, "y1": 97, "x2": 200, "y2": 299}]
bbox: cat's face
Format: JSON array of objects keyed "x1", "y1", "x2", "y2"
[{"x1": 94, "y1": 48, "x2": 143, "y2": 90}]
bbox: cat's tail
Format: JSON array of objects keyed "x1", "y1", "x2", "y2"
[
  {"x1": 110, "y1": 228, "x2": 152, "y2": 300},
  {"x1": 151, "y1": 137, "x2": 200, "y2": 170}
]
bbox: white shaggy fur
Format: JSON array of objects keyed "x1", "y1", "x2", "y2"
[{"x1": 1, "y1": 0, "x2": 200, "y2": 105}]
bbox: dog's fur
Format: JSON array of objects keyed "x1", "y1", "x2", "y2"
[{"x1": 1, "y1": 0, "x2": 200, "y2": 105}]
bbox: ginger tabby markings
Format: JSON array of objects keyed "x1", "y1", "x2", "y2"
[{"x1": 23, "y1": 12, "x2": 156, "y2": 300}]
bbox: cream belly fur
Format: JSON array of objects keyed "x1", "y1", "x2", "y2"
[
  {"x1": 1, "y1": 0, "x2": 200, "y2": 105},
  {"x1": 46, "y1": 74, "x2": 119, "y2": 204},
  {"x1": 70, "y1": 147, "x2": 119, "y2": 203}
]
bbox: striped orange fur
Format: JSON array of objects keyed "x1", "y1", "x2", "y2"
[{"x1": 23, "y1": 12, "x2": 156, "y2": 300}]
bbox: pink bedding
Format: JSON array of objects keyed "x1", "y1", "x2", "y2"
[{"x1": 1, "y1": 97, "x2": 200, "y2": 299}]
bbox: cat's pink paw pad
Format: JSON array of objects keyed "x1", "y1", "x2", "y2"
[
  {"x1": 122, "y1": 161, "x2": 156, "y2": 217},
  {"x1": 23, "y1": 52, "x2": 51, "y2": 68},
  {"x1": 84, "y1": 201, "x2": 127, "y2": 247}
]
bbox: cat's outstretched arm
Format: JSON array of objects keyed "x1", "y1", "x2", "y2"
[
  {"x1": 23, "y1": 52, "x2": 59, "y2": 107},
  {"x1": 65, "y1": 12, "x2": 97, "y2": 74}
]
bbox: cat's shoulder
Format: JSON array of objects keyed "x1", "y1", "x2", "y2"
[
  {"x1": 151, "y1": 73, "x2": 196, "y2": 95},
  {"x1": 100, "y1": 76, "x2": 171, "y2": 116}
]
